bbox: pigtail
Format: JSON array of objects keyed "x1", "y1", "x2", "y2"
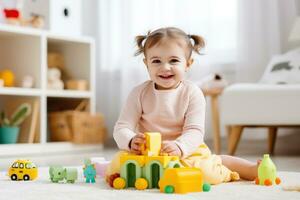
[
  {"x1": 189, "y1": 35, "x2": 205, "y2": 54},
  {"x1": 134, "y1": 35, "x2": 147, "y2": 56}
]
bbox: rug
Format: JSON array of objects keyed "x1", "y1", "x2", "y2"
[{"x1": 0, "y1": 167, "x2": 299, "y2": 200}]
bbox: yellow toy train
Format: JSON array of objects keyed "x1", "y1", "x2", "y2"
[{"x1": 111, "y1": 132, "x2": 211, "y2": 194}]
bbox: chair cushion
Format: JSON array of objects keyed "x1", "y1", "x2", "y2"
[{"x1": 221, "y1": 84, "x2": 300, "y2": 125}]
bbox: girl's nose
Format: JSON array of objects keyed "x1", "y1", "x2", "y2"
[{"x1": 161, "y1": 63, "x2": 171, "y2": 70}]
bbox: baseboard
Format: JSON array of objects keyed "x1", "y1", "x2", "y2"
[{"x1": 0, "y1": 142, "x2": 103, "y2": 158}]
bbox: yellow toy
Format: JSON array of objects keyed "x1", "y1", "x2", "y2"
[
  {"x1": 0, "y1": 70, "x2": 15, "y2": 87},
  {"x1": 110, "y1": 132, "x2": 211, "y2": 193},
  {"x1": 159, "y1": 168, "x2": 210, "y2": 194},
  {"x1": 141, "y1": 132, "x2": 161, "y2": 156},
  {"x1": 8, "y1": 159, "x2": 38, "y2": 181}
]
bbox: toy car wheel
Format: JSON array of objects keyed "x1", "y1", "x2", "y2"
[
  {"x1": 23, "y1": 175, "x2": 30, "y2": 181},
  {"x1": 164, "y1": 185, "x2": 174, "y2": 194},
  {"x1": 11, "y1": 174, "x2": 17, "y2": 181},
  {"x1": 135, "y1": 178, "x2": 148, "y2": 190}
]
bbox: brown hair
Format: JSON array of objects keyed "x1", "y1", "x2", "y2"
[{"x1": 135, "y1": 27, "x2": 205, "y2": 59}]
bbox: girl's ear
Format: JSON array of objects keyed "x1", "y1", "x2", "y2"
[{"x1": 186, "y1": 58, "x2": 194, "y2": 70}]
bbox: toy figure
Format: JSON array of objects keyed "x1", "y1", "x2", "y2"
[
  {"x1": 83, "y1": 159, "x2": 97, "y2": 183},
  {"x1": 49, "y1": 166, "x2": 78, "y2": 183}
]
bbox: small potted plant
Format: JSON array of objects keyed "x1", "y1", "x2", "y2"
[{"x1": 0, "y1": 103, "x2": 31, "y2": 144}]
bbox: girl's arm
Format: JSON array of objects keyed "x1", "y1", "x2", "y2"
[
  {"x1": 113, "y1": 86, "x2": 143, "y2": 151},
  {"x1": 175, "y1": 85, "x2": 206, "y2": 157}
]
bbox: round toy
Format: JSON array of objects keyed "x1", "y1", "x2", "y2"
[
  {"x1": 113, "y1": 177, "x2": 126, "y2": 189},
  {"x1": 203, "y1": 183, "x2": 211, "y2": 192},
  {"x1": 135, "y1": 178, "x2": 148, "y2": 190}
]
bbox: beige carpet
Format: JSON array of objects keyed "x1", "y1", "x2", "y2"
[{"x1": 1, "y1": 167, "x2": 300, "y2": 200}]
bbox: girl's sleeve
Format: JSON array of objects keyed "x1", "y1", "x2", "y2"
[
  {"x1": 175, "y1": 85, "x2": 206, "y2": 157},
  {"x1": 113, "y1": 86, "x2": 143, "y2": 151}
]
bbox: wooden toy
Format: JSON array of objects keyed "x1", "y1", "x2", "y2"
[
  {"x1": 159, "y1": 168, "x2": 211, "y2": 194},
  {"x1": 66, "y1": 80, "x2": 88, "y2": 91},
  {"x1": 49, "y1": 166, "x2": 78, "y2": 183},
  {"x1": 83, "y1": 159, "x2": 97, "y2": 183},
  {"x1": 8, "y1": 159, "x2": 38, "y2": 181},
  {"x1": 255, "y1": 154, "x2": 281, "y2": 186}
]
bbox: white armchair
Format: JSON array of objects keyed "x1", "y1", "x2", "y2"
[{"x1": 221, "y1": 83, "x2": 300, "y2": 155}]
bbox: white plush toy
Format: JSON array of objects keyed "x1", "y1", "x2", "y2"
[{"x1": 47, "y1": 67, "x2": 64, "y2": 90}]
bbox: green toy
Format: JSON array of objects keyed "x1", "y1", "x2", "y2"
[
  {"x1": 255, "y1": 154, "x2": 281, "y2": 186},
  {"x1": 83, "y1": 159, "x2": 96, "y2": 183},
  {"x1": 49, "y1": 166, "x2": 78, "y2": 183}
]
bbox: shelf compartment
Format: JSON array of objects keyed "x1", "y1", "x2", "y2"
[
  {"x1": 0, "y1": 31, "x2": 42, "y2": 88},
  {"x1": 47, "y1": 37, "x2": 91, "y2": 90},
  {"x1": 0, "y1": 95, "x2": 40, "y2": 144}
]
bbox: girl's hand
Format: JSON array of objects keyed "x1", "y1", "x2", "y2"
[
  {"x1": 129, "y1": 133, "x2": 145, "y2": 155},
  {"x1": 161, "y1": 141, "x2": 182, "y2": 157}
]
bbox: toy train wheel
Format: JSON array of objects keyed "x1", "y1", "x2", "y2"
[
  {"x1": 11, "y1": 174, "x2": 17, "y2": 181},
  {"x1": 135, "y1": 178, "x2": 148, "y2": 190},
  {"x1": 113, "y1": 177, "x2": 126, "y2": 189},
  {"x1": 23, "y1": 175, "x2": 30, "y2": 181},
  {"x1": 164, "y1": 185, "x2": 174, "y2": 193}
]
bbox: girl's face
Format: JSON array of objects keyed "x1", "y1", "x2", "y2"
[{"x1": 143, "y1": 39, "x2": 193, "y2": 90}]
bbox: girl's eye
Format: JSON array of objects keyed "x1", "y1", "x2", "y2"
[
  {"x1": 170, "y1": 59, "x2": 179, "y2": 64},
  {"x1": 152, "y1": 60, "x2": 161, "y2": 64}
]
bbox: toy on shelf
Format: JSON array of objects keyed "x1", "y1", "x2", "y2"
[
  {"x1": 0, "y1": 79, "x2": 4, "y2": 87},
  {"x1": 47, "y1": 68, "x2": 64, "y2": 90},
  {"x1": 66, "y1": 80, "x2": 88, "y2": 91},
  {"x1": 255, "y1": 154, "x2": 281, "y2": 186},
  {"x1": 3, "y1": 8, "x2": 44, "y2": 28},
  {"x1": 83, "y1": 159, "x2": 96, "y2": 183},
  {"x1": 109, "y1": 132, "x2": 210, "y2": 193},
  {"x1": 159, "y1": 168, "x2": 211, "y2": 194},
  {"x1": 0, "y1": 70, "x2": 15, "y2": 87},
  {"x1": 21, "y1": 75, "x2": 34, "y2": 88},
  {"x1": 3, "y1": 9, "x2": 20, "y2": 25},
  {"x1": 8, "y1": 159, "x2": 38, "y2": 181},
  {"x1": 49, "y1": 166, "x2": 78, "y2": 183}
]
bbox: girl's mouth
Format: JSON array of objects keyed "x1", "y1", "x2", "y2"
[{"x1": 158, "y1": 75, "x2": 174, "y2": 79}]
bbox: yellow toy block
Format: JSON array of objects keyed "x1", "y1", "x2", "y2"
[
  {"x1": 159, "y1": 168, "x2": 207, "y2": 194},
  {"x1": 141, "y1": 132, "x2": 161, "y2": 156},
  {"x1": 120, "y1": 154, "x2": 145, "y2": 167}
]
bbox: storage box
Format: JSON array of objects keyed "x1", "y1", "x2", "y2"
[
  {"x1": 22, "y1": 0, "x2": 82, "y2": 36},
  {"x1": 48, "y1": 110, "x2": 106, "y2": 144}
]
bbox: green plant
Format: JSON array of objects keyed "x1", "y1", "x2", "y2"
[{"x1": 0, "y1": 103, "x2": 31, "y2": 127}]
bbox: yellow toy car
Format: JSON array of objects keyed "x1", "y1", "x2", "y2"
[
  {"x1": 8, "y1": 159, "x2": 38, "y2": 181},
  {"x1": 158, "y1": 168, "x2": 210, "y2": 194}
]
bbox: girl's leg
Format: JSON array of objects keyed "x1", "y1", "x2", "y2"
[{"x1": 220, "y1": 155, "x2": 258, "y2": 180}]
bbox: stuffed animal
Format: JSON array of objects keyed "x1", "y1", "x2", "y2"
[{"x1": 47, "y1": 68, "x2": 64, "y2": 90}]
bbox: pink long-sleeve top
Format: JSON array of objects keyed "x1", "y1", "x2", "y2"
[{"x1": 113, "y1": 80, "x2": 206, "y2": 157}]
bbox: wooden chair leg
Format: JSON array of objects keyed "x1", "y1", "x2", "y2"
[
  {"x1": 228, "y1": 125, "x2": 244, "y2": 155},
  {"x1": 268, "y1": 127, "x2": 277, "y2": 155}
]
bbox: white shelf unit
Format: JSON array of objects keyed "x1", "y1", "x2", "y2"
[{"x1": 0, "y1": 24, "x2": 96, "y2": 150}]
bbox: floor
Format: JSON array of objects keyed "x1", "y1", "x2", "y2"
[{"x1": 0, "y1": 133, "x2": 299, "y2": 172}]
